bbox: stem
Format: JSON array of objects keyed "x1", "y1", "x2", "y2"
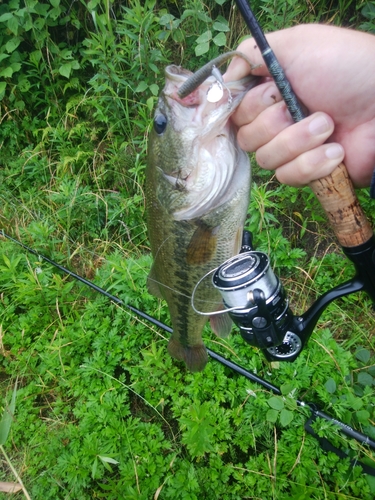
[{"x1": 0, "y1": 445, "x2": 32, "y2": 500}]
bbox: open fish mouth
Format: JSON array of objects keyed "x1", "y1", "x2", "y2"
[
  {"x1": 176, "y1": 50, "x2": 259, "y2": 100},
  {"x1": 164, "y1": 64, "x2": 258, "y2": 113},
  {"x1": 157, "y1": 63, "x2": 258, "y2": 221}
]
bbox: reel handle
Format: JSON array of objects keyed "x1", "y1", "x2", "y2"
[{"x1": 309, "y1": 162, "x2": 373, "y2": 248}]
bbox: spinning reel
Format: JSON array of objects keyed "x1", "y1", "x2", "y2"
[
  {"x1": 212, "y1": 231, "x2": 375, "y2": 362},
  {"x1": 207, "y1": 0, "x2": 375, "y2": 364}
]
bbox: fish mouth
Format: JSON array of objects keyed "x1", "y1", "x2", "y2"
[
  {"x1": 164, "y1": 65, "x2": 201, "y2": 108},
  {"x1": 175, "y1": 50, "x2": 260, "y2": 100},
  {"x1": 164, "y1": 65, "x2": 257, "y2": 110},
  {"x1": 156, "y1": 64, "x2": 255, "y2": 221}
]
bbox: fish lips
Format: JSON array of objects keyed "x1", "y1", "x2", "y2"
[{"x1": 162, "y1": 65, "x2": 259, "y2": 130}]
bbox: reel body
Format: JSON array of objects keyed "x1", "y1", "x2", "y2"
[{"x1": 212, "y1": 249, "x2": 303, "y2": 361}]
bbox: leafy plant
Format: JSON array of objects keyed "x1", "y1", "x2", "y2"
[
  {"x1": 359, "y1": 1, "x2": 375, "y2": 33},
  {"x1": 0, "y1": 0, "x2": 375, "y2": 498},
  {"x1": 0, "y1": 381, "x2": 31, "y2": 498}
]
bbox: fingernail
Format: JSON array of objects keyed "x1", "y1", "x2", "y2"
[
  {"x1": 308, "y1": 115, "x2": 330, "y2": 135},
  {"x1": 325, "y1": 144, "x2": 344, "y2": 159}
]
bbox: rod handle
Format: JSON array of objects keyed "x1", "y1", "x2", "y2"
[{"x1": 309, "y1": 162, "x2": 373, "y2": 248}]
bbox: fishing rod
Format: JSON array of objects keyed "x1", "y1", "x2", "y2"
[
  {"x1": 1, "y1": 229, "x2": 375, "y2": 474},
  {"x1": 198, "y1": 1, "x2": 375, "y2": 362}
]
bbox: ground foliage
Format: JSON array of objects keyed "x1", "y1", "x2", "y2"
[{"x1": 0, "y1": 0, "x2": 375, "y2": 498}]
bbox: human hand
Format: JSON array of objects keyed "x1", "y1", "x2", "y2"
[{"x1": 225, "y1": 24, "x2": 375, "y2": 188}]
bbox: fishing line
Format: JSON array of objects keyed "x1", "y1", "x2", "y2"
[
  {"x1": 1, "y1": 228, "x2": 375, "y2": 469},
  {"x1": 191, "y1": 266, "x2": 244, "y2": 316}
]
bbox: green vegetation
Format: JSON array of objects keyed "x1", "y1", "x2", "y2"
[{"x1": 0, "y1": 0, "x2": 375, "y2": 498}]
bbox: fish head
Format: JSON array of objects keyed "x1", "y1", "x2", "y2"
[{"x1": 148, "y1": 65, "x2": 259, "y2": 220}]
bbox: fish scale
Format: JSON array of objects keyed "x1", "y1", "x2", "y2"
[{"x1": 146, "y1": 57, "x2": 259, "y2": 372}]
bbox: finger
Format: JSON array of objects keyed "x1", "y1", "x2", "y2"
[
  {"x1": 225, "y1": 37, "x2": 271, "y2": 81},
  {"x1": 232, "y1": 81, "x2": 283, "y2": 127},
  {"x1": 334, "y1": 118, "x2": 375, "y2": 187},
  {"x1": 237, "y1": 101, "x2": 294, "y2": 151},
  {"x1": 225, "y1": 26, "x2": 308, "y2": 82},
  {"x1": 256, "y1": 112, "x2": 336, "y2": 170},
  {"x1": 274, "y1": 144, "x2": 345, "y2": 187}
]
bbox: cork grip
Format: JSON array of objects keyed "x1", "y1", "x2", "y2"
[{"x1": 309, "y1": 162, "x2": 373, "y2": 248}]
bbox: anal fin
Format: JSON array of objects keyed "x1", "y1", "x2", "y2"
[{"x1": 210, "y1": 306, "x2": 233, "y2": 338}]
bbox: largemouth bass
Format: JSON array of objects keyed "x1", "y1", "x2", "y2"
[{"x1": 146, "y1": 54, "x2": 259, "y2": 372}]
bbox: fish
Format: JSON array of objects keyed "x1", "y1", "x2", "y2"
[{"x1": 146, "y1": 53, "x2": 259, "y2": 372}]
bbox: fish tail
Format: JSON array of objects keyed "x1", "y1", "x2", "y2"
[{"x1": 168, "y1": 337, "x2": 208, "y2": 372}]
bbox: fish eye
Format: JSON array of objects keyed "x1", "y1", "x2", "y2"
[{"x1": 154, "y1": 114, "x2": 168, "y2": 135}]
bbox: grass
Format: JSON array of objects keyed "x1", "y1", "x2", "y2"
[{"x1": 0, "y1": 0, "x2": 375, "y2": 498}]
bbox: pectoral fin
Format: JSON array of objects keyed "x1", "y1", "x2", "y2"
[{"x1": 186, "y1": 222, "x2": 218, "y2": 265}]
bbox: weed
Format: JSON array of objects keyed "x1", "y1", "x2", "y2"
[
  {"x1": 0, "y1": 0, "x2": 374, "y2": 498},
  {"x1": 360, "y1": 2, "x2": 375, "y2": 32}
]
